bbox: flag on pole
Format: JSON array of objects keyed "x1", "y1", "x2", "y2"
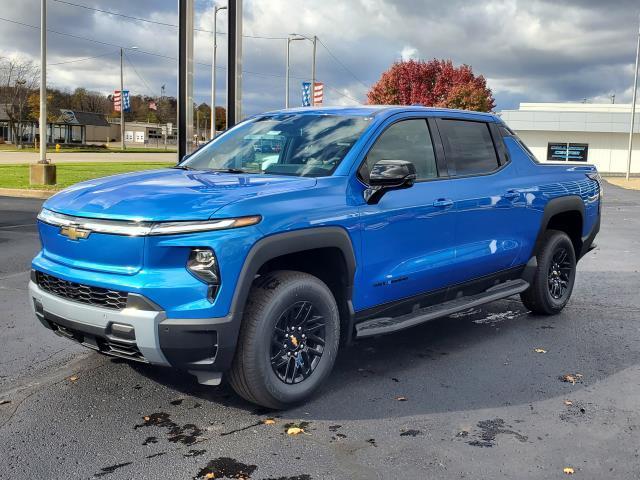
[
  {"x1": 113, "y1": 90, "x2": 131, "y2": 112},
  {"x1": 302, "y1": 82, "x2": 324, "y2": 107},
  {"x1": 313, "y1": 82, "x2": 324, "y2": 106},
  {"x1": 302, "y1": 82, "x2": 311, "y2": 106}
]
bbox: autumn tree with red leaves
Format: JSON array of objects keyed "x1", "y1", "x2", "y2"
[{"x1": 367, "y1": 59, "x2": 495, "y2": 112}]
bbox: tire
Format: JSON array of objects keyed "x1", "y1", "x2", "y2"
[
  {"x1": 228, "y1": 270, "x2": 340, "y2": 409},
  {"x1": 521, "y1": 230, "x2": 577, "y2": 315}
]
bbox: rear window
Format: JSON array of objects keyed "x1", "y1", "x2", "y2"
[{"x1": 438, "y1": 119, "x2": 499, "y2": 176}]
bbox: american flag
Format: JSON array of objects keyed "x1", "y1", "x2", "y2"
[
  {"x1": 302, "y1": 82, "x2": 324, "y2": 107},
  {"x1": 113, "y1": 90, "x2": 131, "y2": 113}
]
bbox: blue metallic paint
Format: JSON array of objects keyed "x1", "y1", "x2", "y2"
[{"x1": 32, "y1": 106, "x2": 600, "y2": 327}]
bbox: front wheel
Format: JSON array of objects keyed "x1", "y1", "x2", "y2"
[
  {"x1": 228, "y1": 270, "x2": 340, "y2": 409},
  {"x1": 521, "y1": 230, "x2": 577, "y2": 315}
]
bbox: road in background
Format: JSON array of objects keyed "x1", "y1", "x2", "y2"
[
  {"x1": 0, "y1": 151, "x2": 176, "y2": 164},
  {"x1": 1, "y1": 184, "x2": 639, "y2": 479}
]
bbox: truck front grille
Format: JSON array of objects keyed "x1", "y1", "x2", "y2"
[{"x1": 36, "y1": 271, "x2": 128, "y2": 310}]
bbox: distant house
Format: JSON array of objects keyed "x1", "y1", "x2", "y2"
[{"x1": 0, "y1": 107, "x2": 112, "y2": 145}]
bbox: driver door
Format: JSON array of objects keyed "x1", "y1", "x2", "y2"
[{"x1": 357, "y1": 118, "x2": 457, "y2": 311}]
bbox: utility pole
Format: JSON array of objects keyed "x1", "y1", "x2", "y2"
[
  {"x1": 39, "y1": 0, "x2": 48, "y2": 164},
  {"x1": 211, "y1": 4, "x2": 226, "y2": 139},
  {"x1": 226, "y1": 0, "x2": 242, "y2": 128},
  {"x1": 178, "y1": 0, "x2": 195, "y2": 159},
  {"x1": 627, "y1": 14, "x2": 640, "y2": 181},
  {"x1": 120, "y1": 47, "x2": 125, "y2": 151}
]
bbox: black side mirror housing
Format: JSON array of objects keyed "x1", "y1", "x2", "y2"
[{"x1": 364, "y1": 160, "x2": 417, "y2": 204}]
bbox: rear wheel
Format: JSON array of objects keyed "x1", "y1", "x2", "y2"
[
  {"x1": 521, "y1": 230, "x2": 577, "y2": 315},
  {"x1": 228, "y1": 270, "x2": 340, "y2": 409}
]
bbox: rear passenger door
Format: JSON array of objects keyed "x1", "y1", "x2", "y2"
[{"x1": 435, "y1": 118, "x2": 524, "y2": 283}]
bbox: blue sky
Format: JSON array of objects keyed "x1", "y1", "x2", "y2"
[{"x1": 0, "y1": 0, "x2": 638, "y2": 116}]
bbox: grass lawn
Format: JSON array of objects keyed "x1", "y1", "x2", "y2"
[{"x1": 0, "y1": 162, "x2": 174, "y2": 190}]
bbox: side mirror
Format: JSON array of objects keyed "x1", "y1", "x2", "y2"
[{"x1": 364, "y1": 160, "x2": 417, "y2": 204}]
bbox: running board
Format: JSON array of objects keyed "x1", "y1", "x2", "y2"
[{"x1": 355, "y1": 279, "x2": 530, "y2": 338}]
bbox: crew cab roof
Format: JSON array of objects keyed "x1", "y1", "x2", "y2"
[{"x1": 260, "y1": 105, "x2": 498, "y2": 122}]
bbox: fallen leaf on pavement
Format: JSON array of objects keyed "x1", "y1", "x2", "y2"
[
  {"x1": 263, "y1": 419, "x2": 276, "y2": 425},
  {"x1": 534, "y1": 348, "x2": 547, "y2": 353},
  {"x1": 287, "y1": 427, "x2": 304, "y2": 435},
  {"x1": 396, "y1": 396, "x2": 407, "y2": 401},
  {"x1": 564, "y1": 400, "x2": 573, "y2": 406},
  {"x1": 205, "y1": 473, "x2": 215, "y2": 479},
  {"x1": 143, "y1": 416, "x2": 150, "y2": 422},
  {"x1": 560, "y1": 374, "x2": 583, "y2": 384},
  {"x1": 69, "y1": 375, "x2": 78, "y2": 382},
  {"x1": 563, "y1": 467, "x2": 575, "y2": 474}
]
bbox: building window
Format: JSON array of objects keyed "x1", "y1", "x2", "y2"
[{"x1": 547, "y1": 143, "x2": 589, "y2": 162}]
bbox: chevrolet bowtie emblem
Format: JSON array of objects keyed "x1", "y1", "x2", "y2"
[{"x1": 60, "y1": 225, "x2": 90, "y2": 241}]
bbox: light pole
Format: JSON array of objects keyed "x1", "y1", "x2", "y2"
[
  {"x1": 285, "y1": 35, "x2": 305, "y2": 108},
  {"x1": 286, "y1": 33, "x2": 317, "y2": 108},
  {"x1": 211, "y1": 4, "x2": 226, "y2": 139},
  {"x1": 40, "y1": 0, "x2": 48, "y2": 164},
  {"x1": 627, "y1": 14, "x2": 640, "y2": 181}
]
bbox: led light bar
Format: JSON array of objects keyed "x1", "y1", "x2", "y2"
[{"x1": 37, "y1": 209, "x2": 261, "y2": 236}]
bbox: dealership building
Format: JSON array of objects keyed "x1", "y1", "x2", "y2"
[{"x1": 500, "y1": 103, "x2": 640, "y2": 175}]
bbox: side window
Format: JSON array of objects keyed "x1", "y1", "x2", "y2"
[
  {"x1": 438, "y1": 119, "x2": 499, "y2": 176},
  {"x1": 362, "y1": 119, "x2": 438, "y2": 181}
]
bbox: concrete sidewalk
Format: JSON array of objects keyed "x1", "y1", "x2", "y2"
[{"x1": 0, "y1": 151, "x2": 177, "y2": 164}]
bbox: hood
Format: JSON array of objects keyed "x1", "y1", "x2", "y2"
[{"x1": 44, "y1": 168, "x2": 317, "y2": 221}]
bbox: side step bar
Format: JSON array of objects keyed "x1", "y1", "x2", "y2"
[{"x1": 355, "y1": 279, "x2": 529, "y2": 338}]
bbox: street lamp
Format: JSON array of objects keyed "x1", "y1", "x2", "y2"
[
  {"x1": 120, "y1": 46, "x2": 138, "y2": 150},
  {"x1": 285, "y1": 33, "x2": 317, "y2": 108},
  {"x1": 211, "y1": 4, "x2": 227, "y2": 139}
]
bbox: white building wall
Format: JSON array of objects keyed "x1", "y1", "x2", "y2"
[{"x1": 515, "y1": 130, "x2": 640, "y2": 174}]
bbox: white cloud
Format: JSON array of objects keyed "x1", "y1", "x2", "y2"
[{"x1": 0, "y1": 0, "x2": 638, "y2": 113}]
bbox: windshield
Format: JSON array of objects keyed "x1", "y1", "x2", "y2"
[{"x1": 182, "y1": 114, "x2": 372, "y2": 177}]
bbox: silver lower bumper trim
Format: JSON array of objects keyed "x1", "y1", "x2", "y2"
[{"x1": 28, "y1": 281, "x2": 170, "y2": 366}]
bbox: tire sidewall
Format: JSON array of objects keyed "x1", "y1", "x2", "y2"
[
  {"x1": 249, "y1": 275, "x2": 340, "y2": 406},
  {"x1": 538, "y1": 233, "x2": 577, "y2": 312}
]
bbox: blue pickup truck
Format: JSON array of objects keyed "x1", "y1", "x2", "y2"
[{"x1": 29, "y1": 106, "x2": 601, "y2": 408}]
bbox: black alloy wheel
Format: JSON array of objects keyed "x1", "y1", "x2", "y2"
[
  {"x1": 547, "y1": 247, "x2": 573, "y2": 299},
  {"x1": 270, "y1": 301, "x2": 326, "y2": 385}
]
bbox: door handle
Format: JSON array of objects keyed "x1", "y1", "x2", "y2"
[
  {"x1": 503, "y1": 190, "x2": 520, "y2": 200},
  {"x1": 433, "y1": 198, "x2": 454, "y2": 208}
]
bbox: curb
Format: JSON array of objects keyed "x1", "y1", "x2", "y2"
[{"x1": 0, "y1": 188, "x2": 56, "y2": 199}]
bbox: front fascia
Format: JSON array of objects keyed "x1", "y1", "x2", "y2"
[{"x1": 32, "y1": 222, "x2": 265, "y2": 320}]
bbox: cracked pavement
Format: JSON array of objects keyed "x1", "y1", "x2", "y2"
[{"x1": 1, "y1": 183, "x2": 639, "y2": 479}]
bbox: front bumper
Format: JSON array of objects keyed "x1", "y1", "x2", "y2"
[{"x1": 29, "y1": 279, "x2": 239, "y2": 375}]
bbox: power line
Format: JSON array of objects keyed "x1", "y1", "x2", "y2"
[
  {"x1": 0, "y1": 16, "x2": 361, "y2": 105},
  {"x1": 316, "y1": 37, "x2": 370, "y2": 91},
  {"x1": 51, "y1": 0, "x2": 288, "y2": 40},
  {"x1": 124, "y1": 52, "x2": 155, "y2": 97},
  {"x1": 48, "y1": 49, "x2": 118, "y2": 66}
]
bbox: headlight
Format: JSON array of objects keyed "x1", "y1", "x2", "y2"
[{"x1": 187, "y1": 248, "x2": 220, "y2": 285}]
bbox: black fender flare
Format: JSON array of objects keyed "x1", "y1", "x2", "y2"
[
  {"x1": 229, "y1": 226, "x2": 357, "y2": 319},
  {"x1": 531, "y1": 195, "x2": 585, "y2": 258}
]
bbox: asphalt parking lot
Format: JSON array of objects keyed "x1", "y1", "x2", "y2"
[{"x1": 1, "y1": 183, "x2": 639, "y2": 479}]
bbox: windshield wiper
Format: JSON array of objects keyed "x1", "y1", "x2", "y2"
[
  {"x1": 172, "y1": 164, "x2": 195, "y2": 170},
  {"x1": 208, "y1": 168, "x2": 251, "y2": 174}
]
